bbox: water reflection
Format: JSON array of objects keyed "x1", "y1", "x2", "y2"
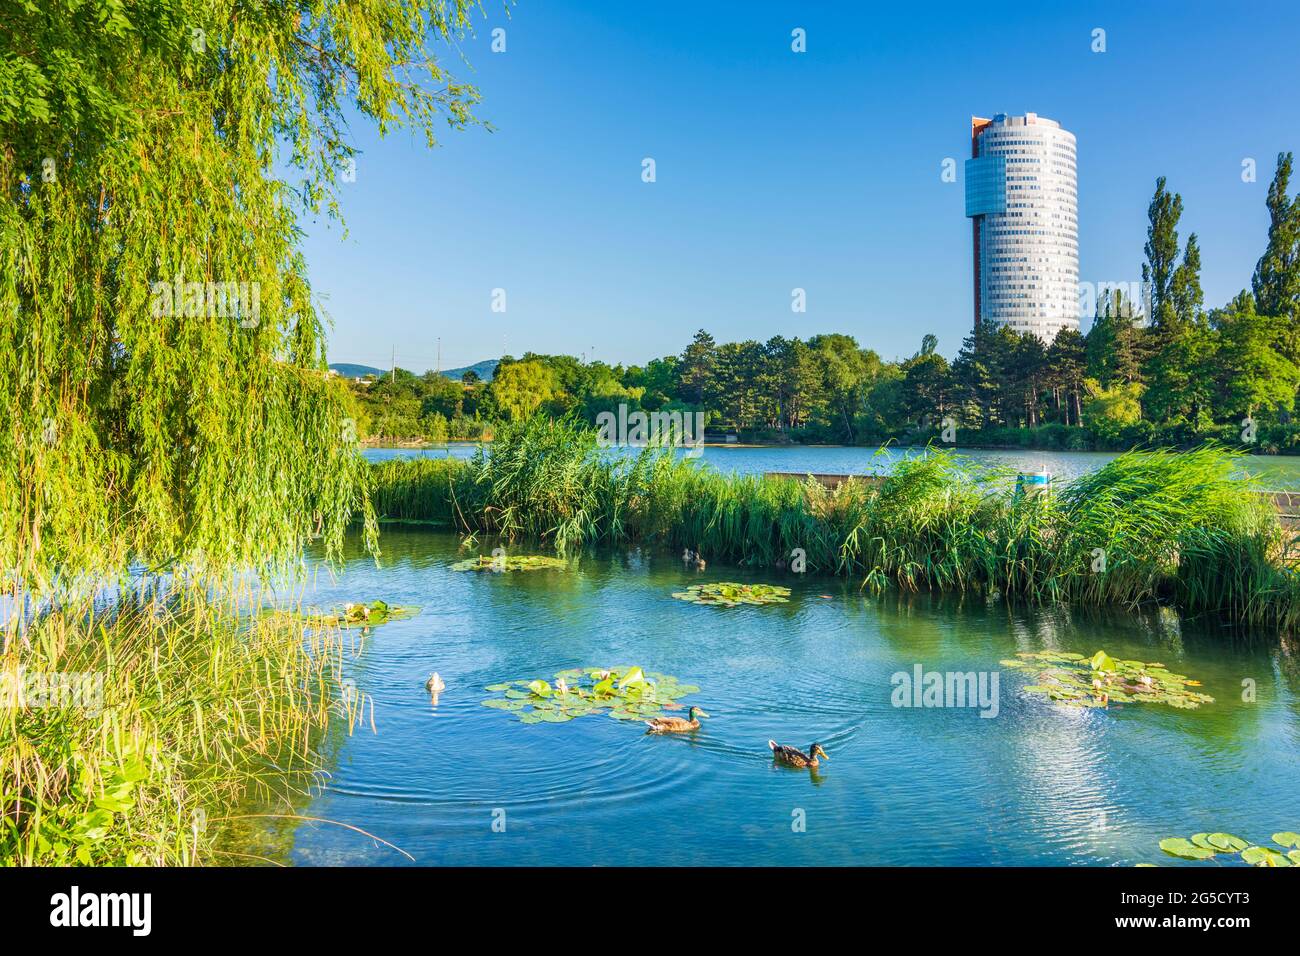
[{"x1": 259, "y1": 527, "x2": 1300, "y2": 866}]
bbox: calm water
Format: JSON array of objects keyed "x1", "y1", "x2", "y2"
[
  {"x1": 364, "y1": 443, "x2": 1300, "y2": 489},
  {"x1": 269, "y1": 527, "x2": 1300, "y2": 866}
]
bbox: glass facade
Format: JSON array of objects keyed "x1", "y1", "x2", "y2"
[
  {"x1": 966, "y1": 114, "x2": 1078, "y2": 343},
  {"x1": 964, "y1": 155, "x2": 1006, "y2": 216}
]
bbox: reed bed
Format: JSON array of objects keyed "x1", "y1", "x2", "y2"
[
  {"x1": 0, "y1": 586, "x2": 364, "y2": 865},
  {"x1": 370, "y1": 416, "x2": 1300, "y2": 628}
]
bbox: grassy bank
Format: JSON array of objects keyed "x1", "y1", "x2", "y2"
[
  {"x1": 1, "y1": 589, "x2": 362, "y2": 865},
  {"x1": 370, "y1": 417, "x2": 1300, "y2": 628}
]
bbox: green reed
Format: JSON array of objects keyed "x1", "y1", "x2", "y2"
[
  {"x1": 369, "y1": 417, "x2": 1300, "y2": 627},
  {"x1": 0, "y1": 585, "x2": 366, "y2": 866}
]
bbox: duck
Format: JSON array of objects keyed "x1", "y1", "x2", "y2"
[
  {"x1": 681, "y1": 547, "x2": 706, "y2": 570},
  {"x1": 769, "y1": 740, "x2": 829, "y2": 768},
  {"x1": 424, "y1": 673, "x2": 446, "y2": 694},
  {"x1": 645, "y1": 706, "x2": 709, "y2": 734}
]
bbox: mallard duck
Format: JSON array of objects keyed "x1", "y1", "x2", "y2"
[
  {"x1": 424, "y1": 673, "x2": 446, "y2": 693},
  {"x1": 645, "y1": 706, "x2": 709, "y2": 733},
  {"x1": 769, "y1": 740, "x2": 829, "y2": 768}
]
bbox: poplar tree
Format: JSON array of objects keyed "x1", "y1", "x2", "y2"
[{"x1": 1252, "y1": 152, "x2": 1300, "y2": 358}]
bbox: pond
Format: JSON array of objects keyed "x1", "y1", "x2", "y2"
[
  {"x1": 364, "y1": 443, "x2": 1300, "y2": 489},
  {"x1": 261, "y1": 526, "x2": 1300, "y2": 866}
]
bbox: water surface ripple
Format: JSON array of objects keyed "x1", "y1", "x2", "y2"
[{"x1": 274, "y1": 528, "x2": 1300, "y2": 866}]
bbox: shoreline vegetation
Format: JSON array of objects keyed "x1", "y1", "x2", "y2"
[
  {"x1": 369, "y1": 417, "x2": 1300, "y2": 629},
  {"x1": 3, "y1": 1, "x2": 487, "y2": 869},
  {"x1": 1, "y1": 587, "x2": 366, "y2": 865}
]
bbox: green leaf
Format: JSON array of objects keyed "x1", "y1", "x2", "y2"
[
  {"x1": 1090, "y1": 650, "x2": 1117, "y2": 673},
  {"x1": 1159, "y1": 838, "x2": 1215, "y2": 860},
  {"x1": 1206, "y1": 833, "x2": 1249, "y2": 852}
]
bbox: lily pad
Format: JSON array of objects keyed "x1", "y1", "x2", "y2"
[
  {"x1": 451, "y1": 554, "x2": 567, "y2": 573},
  {"x1": 1206, "y1": 833, "x2": 1250, "y2": 852},
  {"x1": 672, "y1": 582, "x2": 791, "y2": 607},
  {"x1": 1241, "y1": 846, "x2": 1291, "y2": 867},
  {"x1": 291, "y1": 599, "x2": 420, "y2": 629},
  {"x1": 1159, "y1": 838, "x2": 1216, "y2": 861},
  {"x1": 1155, "y1": 828, "x2": 1300, "y2": 866},
  {"x1": 481, "y1": 665, "x2": 701, "y2": 727},
  {"x1": 1011, "y1": 649, "x2": 1213, "y2": 711}
]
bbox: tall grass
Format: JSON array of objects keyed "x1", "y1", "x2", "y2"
[
  {"x1": 369, "y1": 416, "x2": 1300, "y2": 628},
  {"x1": 1, "y1": 586, "x2": 363, "y2": 865}
]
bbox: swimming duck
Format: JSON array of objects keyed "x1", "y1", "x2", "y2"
[
  {"x1": 682, "y1": 548, "x2": 706, "y2": 570},
  {"x1": 424, "y1": 673, "x2": 446, "y2": 694},
  {"x1": 769, "y1": 740, "x2": 829, "y2": 768},
  {"x1": 645, "y1": 706, "x2": 709, "y2": 733}
]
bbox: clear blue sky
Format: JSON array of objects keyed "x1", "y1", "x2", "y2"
[{"x1": 303, "y1": 0, "x2": 1300, "y2": 371}]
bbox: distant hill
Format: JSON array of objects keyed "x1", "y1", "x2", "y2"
[
  {"x1": 329, "y1": 359, "x2": 498, "y2": 382},
  {"x1": 442, "y1": 359, "x2": 498, "y2": 382},
  {"x1": 329, "y1": 363, "x2": 386, "y2": 379}
]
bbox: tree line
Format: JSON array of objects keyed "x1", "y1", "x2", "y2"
[{"x1": 353, "y1": 153, "x2": 1300, "y2": 453}]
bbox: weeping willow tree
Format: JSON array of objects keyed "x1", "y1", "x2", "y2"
[{"x1": 0, "y1": 1, "x2": 487, "y2": 599}]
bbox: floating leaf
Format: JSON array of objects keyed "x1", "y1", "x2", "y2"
[
  {"x1": 1090, "y1": 650, "x2": 1117, "y2": 673},
  {"x1": 1241, "y1": 846, "x2": 1290, "y2": 867},
  {"x1": 1013, "y1": 650, "x2": 1213, "y2": 711},
  {"x1": 289, "y1": 600, "x2": 420, "y2": 629},
  {"x1": 672, "y1": 582, "x2": 792, "y2": 607},
  {"x1": 1159, "y1": 838, "x2": 1215, "y2": 860},
  {"x1": 482, "y1": 665, "x2": 700, "y2": 727},
  {"x1": 1156, "y1": 829, "x2": 1299, "y2": 867},
  {"x1": 1206, "y1": 833, "x2": 1249, "y2": 852},
  {"x1": 1271, "y1": 832, "x2": 1300, "y2": 848},
  {"x1": 451, "y1": 555, "x2": 567, "y2": 573}
]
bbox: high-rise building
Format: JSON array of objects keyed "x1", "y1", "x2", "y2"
[{"x1": 965, "y1": 113, "x2": 1078, "y2": 342}]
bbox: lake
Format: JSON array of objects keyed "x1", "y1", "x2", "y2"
[
  {"x1": 263, "y1": 527, "x2": 1300, "y2": 866},
  {"x1": 364, "y1": 443, "x2": 1300, "y2": 489}
]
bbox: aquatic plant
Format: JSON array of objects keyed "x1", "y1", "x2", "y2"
[
  {"x1": 293, "y1": 600, "x2": 420, "y2": 629},
  {"x1": 481, "y1": 667, "x2": 700, "y2": 724},
  {"x1": 672, "y1": 582, "x2": 792, "y2": 607},
  {"x1": 1, "y1": 588, "x2": 367, "y2": 865},
  {"x1": 1000, "y1": 649, "x2": 1214, "y2": 710},
  {"x1": 1158, "y1": 831, "x2": 1300, "y2": 866},
  {"x1": 368, "y1": 420, "x2": 1300, "y2": 628},
  {"x1": 451, "y1": 555, "x2": 568, "y2": 572},
  {"x1": 369, "y1": 458, "x2": 470, "y2": 526}
]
